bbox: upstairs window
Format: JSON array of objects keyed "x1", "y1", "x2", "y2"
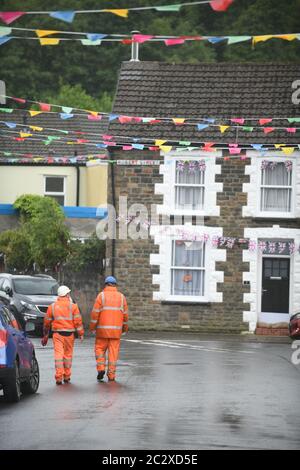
[
  {"x1": 44, "y1": 176, "x2": 65, "y2": 205},
  {"x1": 260, "y1": 161, "x2": 293, "y2": 214},
  {"x1": 175, "y1": 161, "x2": 205, "y2": 211},
  {"x1": 171, "y1": 240, "x2": 205, "y2": 297}
]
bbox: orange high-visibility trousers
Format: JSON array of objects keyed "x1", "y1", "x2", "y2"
[
  {"x1": 53, "y1": 333, "x2": 75, "y2": 382},
  {"x1": 95, "y1": 338, "x2": 120, "y2": 380}
]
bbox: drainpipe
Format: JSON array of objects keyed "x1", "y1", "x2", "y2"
[
  {"x1": 130, "y1": 30, "x2": 140, "y2": 61},
  {"x1": 110, "y1": 157, "x2": 116, "y2": 277},
  {"x1": 75, "y1": 151, "x2": 80, "y2": 206}
]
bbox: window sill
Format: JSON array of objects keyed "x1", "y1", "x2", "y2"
[
  {"x1": 161, "y1": 299, "x2": 211, "y2": 306},
  {"x1": 253, "y1": 215, "x2": 297, "y2": 221}
]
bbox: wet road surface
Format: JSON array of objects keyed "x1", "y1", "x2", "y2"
[{"x1": 0, "y1": 333, "x2": 299, "y2": 450}]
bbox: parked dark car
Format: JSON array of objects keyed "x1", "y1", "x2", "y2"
[
  {"x1": 0, "y1": 303, "x2": 40, "y2": 402},
  {"x1": 0, "y1": 274, "x2": 58, "y2": 336},
  {"x1": 289, "y1": 312, "x2": 300, "y2": 339}
]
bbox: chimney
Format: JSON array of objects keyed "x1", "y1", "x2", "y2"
[
  {"x1": 0, "y1": 80, "x2": 6, "y2": 104},
  {"x1": 130, "y1": 30, "x2": 140, "y2": 61}
]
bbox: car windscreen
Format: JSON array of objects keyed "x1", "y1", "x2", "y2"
[{"x1": 13, "y1": 279, "x2": 58, "y2": 295}]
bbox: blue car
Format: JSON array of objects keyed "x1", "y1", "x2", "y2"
[{"x1": 0, "y1": 302, "x2": 40, "y2": 402}]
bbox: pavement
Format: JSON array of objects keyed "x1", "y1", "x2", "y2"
[{"x1": 0, "y1": 332, "x2": 299, "y2": 450}]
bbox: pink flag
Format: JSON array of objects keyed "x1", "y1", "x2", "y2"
[
  {"x1": 38, "y1": 102, "x2": 51, "y2": 112},
  {"x1": 0, "y1": 12, "x2": 25, "y2": 24},
  {"x1": 88, "y1": 114, "x2": 102, "y2": 121},
  {"x1": 132, "y1": 34, "x2": 154, "y2": 44},
  {"x1": 229, "y1": 147, "x2": 241, "y2": 154},
  {"x1": 286, "y1": 127, "x2": 296, "y2": 133},
  {"x1": 12, "y1": 97, "x2": 26, "y2": 104},
  {"x1": 164, "y1": 38, "x2": 185, "y2": 46},
  {"x1": 231, "y1": 118, "x2": 245, "y2": 124},
  {"x1": 118, "y1": 116, "x2": 133, "y2": 124},
  {"x1": 122, "y1": 145, "x2": 133, "y2": 150},
  {"x1": 259, "y1": 118, "x2": 273, "y2": 125},
  {"x1": 210, "y1": 0, "x2": 234, "y2": 12},
  {"x1": 263, "y1": 127, "x2": 275, "y2": 134}
]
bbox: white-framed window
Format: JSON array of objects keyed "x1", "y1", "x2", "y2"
[
  {"x1": 260, "y1": 161, "x2": 293, "y2": 214},
  {"x1": 155, "y1": 151, "x2": 223, "y2": 217},
  {"x1": 171, "y1": 240, "x2": 205, "y2": 296},
  {"x1": 174, "y1": 161, "x2": 205, "y2": 211},
  {"x1": 243, "y1": 152, "x2": 299, "y2": 219},
  {"x1": 44, "y1": 176, "x2": 66, "y2": 205},
  {"x1": 150, "y1": 225, "x2": 225, "y2": 303}
]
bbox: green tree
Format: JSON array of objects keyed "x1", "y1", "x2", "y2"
[
  {"x1": 0, "y1": 229, "x2": 32, "y2": 272},
  {"x1": 13, "y1": 194, "x2": 71, "y2": 270},
  {"x1": 66, "y1": 234, "x2": 105, "y2": 272}
]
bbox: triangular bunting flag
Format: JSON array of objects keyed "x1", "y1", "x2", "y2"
[
  {"x1": 172, "y1": 118, "x2": 185, "y2": 125},
  {"x1": 227, "y1": 36, "x2": 251, "y2": 44},
  {"x1": 0, "y1": 12, "x2": 25, "y2": 24},
  {"x1": 39, "y1": 38, "x2": 60, "y2": 46},
  {"x1": 155, "y1": 5, "x2": 182, "y2": 11},
  {"x1": 219, "y1": 125, "x2": 230, "y2": 133},
  {"x1": 281, "y1": 147, "x2": 295, "y2": 155},
  {"x1": 35, "y1": 30, "x2": 59, "y2": 38},
  {"x1": 103, "y1": 9, "x2": 129, "y2": 18},
  {"x1": 29, "y1": 111, "x2": 42, "y2": 117},
  {"x1": 0, "y1": 27, "x2": 11, "y2": 36},
  {"x1": 49, "y1": 11, "x2": 76, "y2": 23},
  {"x1": 38, "y1": 102, "x2": 51, "y2": 111},
  {"x1": 209, "y1": 0, "x2": 234, "y2": 12}
]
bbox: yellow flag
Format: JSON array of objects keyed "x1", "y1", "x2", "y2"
[
  {"x1": 281, "y1": 147, "x2": 295, "y2": 155},
  {"x1": 160, "y1": 146, "x2": 173, "y2": 153},
  {"x1": 252, "y1": 35, "x2": 273, "y2": 46},
  {"x1": 20, "y1": 132, "x2": 32, "y2": 138},
  {"x1": 276, "y1": 34, "x2": 297, "y2": 41},
  {"x1": 36, "y1": 30, "x2": 59, "y2": 38},
  {"x1": 29, "y1": 125, "x2": 43, "y2": 132},
  {"x1": 172, "y1": 118, "x2": 185, "y2": 124},
  {"x1": 39, "y1": 38, "x2": 60, "y2": 46},
  {"x1": 33, "y1": 157, "x2": 43, "y2": 162},
  {"x1": 103, "y1": 9, "x2": 129, "y2": 18},
  {"x1": 29, "y1": 111, "x2": 42, "y2": 117},
  {"x1": 85, "y1": 110, "x2": 98, "y2": 117},
  {"x1": 155, "y1": 140, "x2": 167, "y2": 147},
  {"x1": 219, "y1": 125, "x2": 230, "y2": 133},
  {"x1": 274, "y1": 143, "x2": 285, "y2": 148}
]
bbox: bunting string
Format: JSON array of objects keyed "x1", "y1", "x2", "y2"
[
  {"x1": 0, "y1": 29, "x2": 299, "y2": 47},
  {"x1": 0, "y1": 1, "x2": 234, "y2": 25},
  {"x1": 1, "y1": 96, "x2": 300, "y2": 127}
]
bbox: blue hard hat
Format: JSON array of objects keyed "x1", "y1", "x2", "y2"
[{"x1": 105, "y1": 276, "x2": 117, "y2": 285}]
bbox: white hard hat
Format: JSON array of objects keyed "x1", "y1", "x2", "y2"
[{"x1": 57, "y1": 285, "x2": 71, "y2": 297}]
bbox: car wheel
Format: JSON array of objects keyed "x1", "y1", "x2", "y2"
[
  {"x1": 21, "y1": 355, "x2": 40, "y2": 395},
  {"x1": 3, "y1": 360, "x2": 21, "y2": 403}
]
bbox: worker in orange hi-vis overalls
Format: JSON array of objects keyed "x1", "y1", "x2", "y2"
[
  {"x1": 89, "y1": 276, "x2": 128, "y2": 382},
  {"x1": 41, "y1": 285, "x2": 84, "y2": 385}
]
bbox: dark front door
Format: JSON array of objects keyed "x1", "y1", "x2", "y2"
[{"x1": 261, "y1": 257, "x2": 290, "y2": 314}]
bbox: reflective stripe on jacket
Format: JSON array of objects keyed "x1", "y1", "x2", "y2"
[
  {"x1": 89, "y1": 286, "x2": 128, "y2": 339},
  {"x1": 44, "y1": 297, "x2": 84, "y2": 335}
]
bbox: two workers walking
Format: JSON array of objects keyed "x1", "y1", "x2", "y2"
[{"x1": 41, "y1": 276, "x2": 128, "y2": 385}]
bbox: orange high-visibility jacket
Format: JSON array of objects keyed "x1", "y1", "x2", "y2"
[
  {"x1": 89, "y1": 286, "x2": 128, "y2": 339},
  {"x1": 44, "y1": 297, "x2": 84, "y2": 336}
]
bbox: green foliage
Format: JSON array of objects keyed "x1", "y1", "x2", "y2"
[
  {"x1": 1, "y1": 0, "x2": 299, "y2": 104},
  {"x1": 66, "y1": 234, "x2": 105, "y2": 273},
  {"x1": 12, "y1": 194, "x2": 70, "y2": 270},
  {"x1": 0, "y1": 229, "x2": 32, "y2": 272}
]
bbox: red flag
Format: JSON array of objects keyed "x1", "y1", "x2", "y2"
[
  {"x1": 38, "y1": 102, "x2": 51, "y2": 112},
  {"x1": 259, "y1": 118, "x2": 273, "y2": 125},
  {"x1": 0, "y1": 11, "x2": 25, "y2": 24},
  {"x1": 210, "y1": 0, "x2": 234, "y2": 12},
  {"x1": 263, "y1": 127, "x2": 275, "y2": 134}
]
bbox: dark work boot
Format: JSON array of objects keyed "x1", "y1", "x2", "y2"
[{"x1": 97, "y1": 371, "x2": 105, "y2": 381}]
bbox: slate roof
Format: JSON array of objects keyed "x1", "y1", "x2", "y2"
[
  {"x1": 0, "y1": 107, "x2": 109, "y2": 162},
  {"x1": 109, "y1": 62, "x2": 300, "y2": 145}
]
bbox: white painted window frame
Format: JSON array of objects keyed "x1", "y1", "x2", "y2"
[
  {"x1": 243, "y1": 151, "x2": 299, "y2": 219},
  {"x1": 150, "y1": 225, "x2": 225, "y2": 303},
  {"x1": 155, "y1": 150, "x2": 222, "y2": 217},
  {"x1": 44, "y1": 175, "x2": 66, "y2": 206}
]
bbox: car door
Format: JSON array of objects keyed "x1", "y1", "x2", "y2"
[{"x1": 2, "y1": 307, "x2": 29, "y2": 376}]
